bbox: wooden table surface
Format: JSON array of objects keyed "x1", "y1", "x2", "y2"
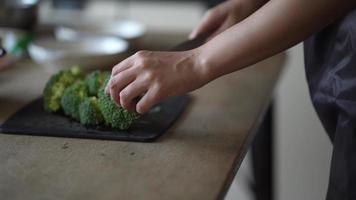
[{"x1": 0, "y1": 42, "x2": 285, "y2": 200}]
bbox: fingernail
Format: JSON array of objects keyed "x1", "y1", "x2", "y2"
[{"x1": 136, "y1": 106, "x2": 143, "y2": 114}]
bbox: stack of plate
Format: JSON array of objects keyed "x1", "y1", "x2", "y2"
[
  {"x1": 55, "y1": 20, "x2": 146, "y2": 43},
  {"x1": 28, "y1": 20, "x2": 146, "y2": 73}
]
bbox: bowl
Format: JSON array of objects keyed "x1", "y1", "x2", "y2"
[
  {"x1": 0, "y1": 28, "x2": 28, "y2": 71},
  {"x1": 28, "y1": 35, "x2": 129, "y2": 73},
  {"x1": 0, "y1": 28, "x2": 28, "y2": 55},
  {"x1": 54, "y1": 20, "x2": 146, "y2": 45},
  {"x1": 0, "y1": 0, "x2": 39, "y2": 30}
]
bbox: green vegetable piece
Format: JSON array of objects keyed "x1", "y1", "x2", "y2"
[
  {"x1": 85, "y1": 70, "x2": 111, "y2": 96},
  {"x1": 61, "y1": 81, "x2": 88, "y2": 120},
  {"x1": 97, "y1": 76, "x2": 110, "y2": 99},
  {"x1": 43, "y1": 66, "x2": 82, "y2": 112},
  {"x1": 44, "y1": 67, "x2": 137, "y2": 130},
  {"x1": 79, "y1": 97, "x2": 104, "y2": 125},
  {"x1": 97, "y1": 78, "x2": 139, "y2": 130}
]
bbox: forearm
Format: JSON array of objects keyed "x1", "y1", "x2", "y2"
[
  {"x1": 197, "y1": 0, "x2": 356, "y2": 80},
  {"x1": 238, "y1": 0, "x2": 269, "y2": 15},
  {"x1": 232, "y1": 0, "x2": 269, "y2": 17}
]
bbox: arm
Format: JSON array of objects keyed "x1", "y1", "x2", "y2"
[
  {"x1": 198, "y1": 0, "x2": 356, "y2": 80},
  {"x1": 107, "y1": 0, "x2": 356, "y2": 114},
  {"x1": 189, "y1": 0, "x2": 268, "y2": 39}
]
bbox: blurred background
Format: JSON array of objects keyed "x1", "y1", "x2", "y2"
[{"x1": 0, "y1": 0, "x2": 332, "y2": 200}]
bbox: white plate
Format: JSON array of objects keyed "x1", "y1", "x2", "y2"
[
  {"x1": 55, "y1": 20, "x2": 146, "y2": 42},
  {"x1": 28, "y1": 35, "x2": 128, "y2": 73}
]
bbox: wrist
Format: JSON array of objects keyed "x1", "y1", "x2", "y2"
[{"x1": 192, "y1": 46, "x2": 216, "y2": 84}]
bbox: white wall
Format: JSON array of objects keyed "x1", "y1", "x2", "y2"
[{"x1": 275, "y1": 44, "x2": 333, "y2": 200}]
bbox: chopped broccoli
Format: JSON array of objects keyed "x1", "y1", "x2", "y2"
[
  {"x1": 43, "y1": 66, "x2": 82, "y2": 112},
  {"x1": 61, "y1": 81, "x2": 88, "y2": 120},
  {"x1": 79, "y1": 97, "x2": 104, "y2": 125},
  {"x1": 84, "y1": 70, "x2": 111, "y2": 96},
  {"x1": 97, "y1": 76, "x2": 110, "y2": 99},
  {"x1": 43, "y1": 68, "x2": 138, "y2": 130},
  {"x1": 98, "y1": 94, "x2": 139, "y2": 130},
  {"x1": 97, "y1": 78, "x2": 139, "y2": 130}
]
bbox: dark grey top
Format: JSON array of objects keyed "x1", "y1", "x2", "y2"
[{"x1": 304, "y1": 8, "x2": 356, "y2": 200}]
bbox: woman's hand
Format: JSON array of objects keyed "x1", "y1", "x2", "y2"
[
  {"x1": 105, "y1": 49, "x2": 208, "y2": 114},
  {"x1": 189, "y1": 0, "x2": 267, "y2": 40},
  {"x1": 105, "y1": 0, "x2": 270, "y2": 114}
]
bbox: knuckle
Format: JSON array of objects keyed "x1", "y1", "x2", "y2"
[
  {"x1": 110, "y1": 74, "x2": 123, "y2": 89},
  {"x1": 112, "y1": 63, "x2": 120, "y2": 71},
  {"x1": 135, "y1": 57, "x2": 149, "y2": 68},
  {"x1": 111, "y1": 66, "x2": 117, "y2": 74},
  {"x1": 119, "y1": 90, "x2": 128, "y2": 99},
  {"x1": 109, "y1": 78, "x2": 117, "y2": 89},
  {"x1": 135, "y1": 50, "x2": 149, "y2": 58},
  {"x1": 142, "y1": 71, "x2": 155, "y2": 82},
  {"x1": 115, "y1": 73, "x2": 125, "y2": 82},
  {"x1": 146, "y1": 71, "x2": 155, "y2": 79},
  {"x1": 134, "y1": 51, "x2": 154, "y2": 68},
  {"x1": 205, "y1": 9, "x2": 216, "y2": 18}
]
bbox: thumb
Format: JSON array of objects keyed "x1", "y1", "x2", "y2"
[
  {"x1": 207, "y1": 15, "x2": 237, "y2": 41},
  {"x1": 189, "y1": 9, "x2": 226, "y2": 40}
]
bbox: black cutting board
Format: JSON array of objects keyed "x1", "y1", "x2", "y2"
[{"x1": 0, "y1": 95, "x2": 189, "y2": 142}]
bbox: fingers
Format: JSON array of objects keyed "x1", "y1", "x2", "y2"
[
  {"x1": 111, "y1": 56, "x2": 134, "y2": 77},
  {"x1": 136, "y1": 86, "x2": 161, "y2": 114},
  {"x1": 189, "y1": 8, "x2": 226, "y2": 40},
  {"x1": 104, "y1": 49, "x2": 169, "y2": 114},
  {"x1": 105, "y1": 57, "x2": 134, "y2": 95},
  {"x1": 119, "y1": 80, "x2": 147, "y2": 111},
  {"x1": 108, "y1": 69, "x2": 136, "y2": 105}
]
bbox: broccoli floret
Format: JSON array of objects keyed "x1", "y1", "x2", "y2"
[
  {"x1": 43, "y1": 66, "x2": 82, "y2": 112},
  {"x1": 97, "y1": 76, "x2": 110, "y2": 99},
  {"x1": 98, "y1": 94, "x2": 139, "y2": 130},
  {"x1": 84, "y1": 70, "x2": 111, "y2": 96},
  {"x1": 97, "y1": 78, "x2": 139, "y2": 130},
  {"x1": 43, "y1": 75, "x2": 66, "y2": 112},
  {"x1": 79, "y1": 97, "x2": 104, "y2": 125},
  {"x1": 44, "y1": 68, "x2": 138, "y2": 130},
  {"x1": 61, "y1": 81, "x2": 88, "y2": 120}
]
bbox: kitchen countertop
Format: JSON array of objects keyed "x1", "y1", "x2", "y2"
[{"x1": 0, "y1": 39, "x2": 285, "y2": 200}]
